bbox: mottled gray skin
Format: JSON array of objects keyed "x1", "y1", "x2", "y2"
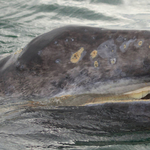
[
  {"x1": 1, "y1": 26, "x2": 150, "y2": 148},
  {"x1": 0, "y1": 26, "x2": 150, "y2": 98}
]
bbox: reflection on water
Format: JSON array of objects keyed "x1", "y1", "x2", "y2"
[{"x1": 0, "y1": 97, "x2": 150, "y2": 149}]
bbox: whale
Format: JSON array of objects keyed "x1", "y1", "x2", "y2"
[
  {"x1": 1, "y1": 25, "x2": 150, "y2": 106},
  {"x1": 1, "y1": 26, "x2": 150, "y2": 148}
]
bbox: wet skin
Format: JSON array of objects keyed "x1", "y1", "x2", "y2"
[
  {"x1": 1, "y1": 26, "x2": 150, "y2": 148},
  {"x1": 0, "y1": 26, "x2": 150, "y2": 105}
]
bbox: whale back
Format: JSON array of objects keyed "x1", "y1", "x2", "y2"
[
  {"x1": 17, "y1": 26, "x2": 150, "y2": 78},
  {"x1": 1, "y1": 26, "x2": 150, "y2": 97}
]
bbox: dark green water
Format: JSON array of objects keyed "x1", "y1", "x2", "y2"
[
  {"x1": 1, "y1": 0, "x2": 150, "y2": 54},
  {"x1": 1, "y1": 0, "x2": 150, "y2": 149}
]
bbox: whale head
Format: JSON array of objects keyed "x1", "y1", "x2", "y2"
[{"x1": 1, "y1": 26, "x2": 150, "y2": 105}]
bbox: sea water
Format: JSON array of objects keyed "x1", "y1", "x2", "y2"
[{"x1": 1, "y1": 0, "x2": 150, "y2": 149}]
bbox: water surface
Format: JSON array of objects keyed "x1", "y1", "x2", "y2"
[{"x1": 1, "y1": 0, "x2": 150, "y2": 149}]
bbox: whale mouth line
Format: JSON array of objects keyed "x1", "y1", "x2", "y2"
[
  {"x1": 83, "y1": 86, "x2": 150, "y2": 106},
  {"x1": 124, "y1": 86, "x2": 150, "y2": 99},
  {"x1": 43, "y1": 86, "x2": 150, "y2": 106},
  {"x1": 18, "y1": 85, "x2": 150, "y2": 109}
]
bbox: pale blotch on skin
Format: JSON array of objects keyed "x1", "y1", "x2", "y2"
[
  {"x1": 124, "y1": 44, "x2": 126, "y2": 49},
  {"x1": 134, "y1": 39, "x2": 144, "y2": 48},
  {"x1": 149, "y1": 45, "x2": 150, "y2": 49},
  {"x1": 97, "y1": 39, "x2": 117, "y2": 58},
  {"x1": 90, "y1": 50, "x2": 97, "y2": 59},
  {"x1": 120, "y1": 39, "x2": 136, "y2": 53},
  {"x1": 14, "y1": 49, "x2": 23, "y2": 55},
  {"x1": 70, "y1": 47, "x2": 84, "y2": 63},
  {"x1": 138, "y1": 41, "x2": 142, "y2": 46},
  {"x1": 110, "y1": 58, "x2": 117, "y2": 65},
  {"x1": 94, "y1": 61, "x2": 99, "y2": 68}
]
